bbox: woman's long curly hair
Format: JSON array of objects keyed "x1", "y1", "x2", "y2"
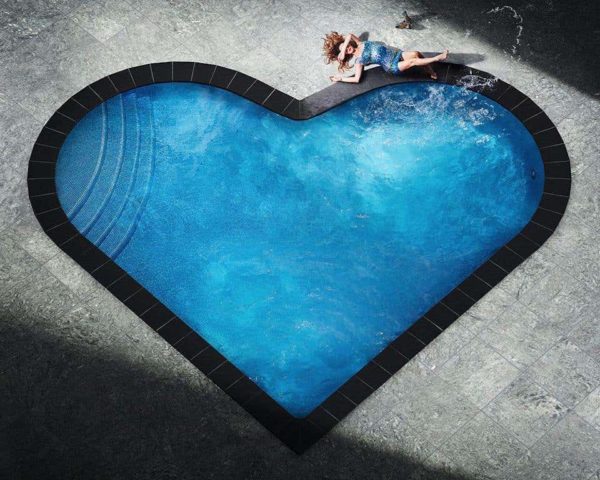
[{"x1": 322, "y1": 31, "x2": 357, "y2": 72}]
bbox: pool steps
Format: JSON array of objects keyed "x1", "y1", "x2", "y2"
[{"x1": 66, "y1": 92, "x2": 155, "y2": 260}]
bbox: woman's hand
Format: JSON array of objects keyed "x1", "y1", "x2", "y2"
[
  {"x1": 337, "y1": 33, "x2": 352, "y2": 62},
  {"x1": 329, "y1": 75, "x2": 342, "y2": 82}
]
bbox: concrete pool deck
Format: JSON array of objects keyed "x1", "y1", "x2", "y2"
[{"x1": 1, "y1": 0, "x2": 599, "y2": 478}]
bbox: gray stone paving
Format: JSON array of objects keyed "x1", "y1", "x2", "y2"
[{"x1": 1, "y1": 0, "x2": 599, "y2": 478}]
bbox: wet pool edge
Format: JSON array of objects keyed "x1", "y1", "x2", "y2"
[{"x1": 27, "y1": 61, "x2": 571, "y2": 454}]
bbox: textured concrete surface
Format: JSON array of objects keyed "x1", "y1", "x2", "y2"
[{"x1": 1, "y1": 0, "x2": 599, "y2": 479}]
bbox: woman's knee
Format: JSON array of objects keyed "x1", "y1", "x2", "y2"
[{"x1": 398, "y1": 59, "x2": 415, "y2": 71}]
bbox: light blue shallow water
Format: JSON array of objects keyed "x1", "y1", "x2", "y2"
[{"x1": 56, "y1": 82, "x2": 543, "y2": 416}]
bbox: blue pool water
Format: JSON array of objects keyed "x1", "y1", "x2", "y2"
[{"x1": 56, "y1": 82, "x2": 543, "y2": 416}]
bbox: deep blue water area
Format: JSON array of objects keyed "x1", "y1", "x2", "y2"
[{"x1": 56, "y1": 82, "x2": 543, "y2": 416}]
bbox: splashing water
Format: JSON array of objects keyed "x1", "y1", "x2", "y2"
[
  {"x1": 457, "y1": 74, "x2": 499, "y2": 91},
  {"x1": 487, "y1": 5, "x2": 524, "y2": 55}
]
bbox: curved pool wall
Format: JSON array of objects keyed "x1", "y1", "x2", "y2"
[
  {"x1": 27, "y1": 62, "x2": 571, "y2": 453},
  {"x1": 55, "y1": 81, "x2": 544, "y2": 416}
]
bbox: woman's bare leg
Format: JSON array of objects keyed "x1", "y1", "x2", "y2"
[
  {"x1": 399, "y1": 49, "x2": 448, "y2": 78},
  {"x1": 401, "y1": 50, "x2": 420, "y2": 60}
]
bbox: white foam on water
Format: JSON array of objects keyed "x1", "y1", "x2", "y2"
[{"x1": 457, "y1": 74, "x2": 499, "y2": 91}]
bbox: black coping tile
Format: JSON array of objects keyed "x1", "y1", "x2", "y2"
[
  {"x1": 320, "y1": 391, "x2": 356, "y2": 420},
  {"x1": 276, "y1": 420, "x2": 305, "y2": 454},
  {"x1": 130, "y1": 64, "x2": 154, "y2": 87},
  {"x1": 505, "y1": 234, "x2": 540, "y2": 258},
  {"x1": 28, "y1": 161, "x2": 56, "y2": 179},
  {"x1": 496, "y1": 86, "x2": 527, "y2": 110},
  {"x1": 534, "y1": 128, "x2": 563, "y2": 149},
  {"x1": 141, "y1": 303, "x2": 175, "y2": 330},
  {"x1": 151, "y1": 62, "x2": 172, "y2": 83},
  {"x1": 58, "y1": 98, "x2": 88, "y2": 121},
  {"x1": 356, "y1": 361, "x2": 391, "y2": 390},
  {"x1": 277, "y1": 418, "x2": 322, "y2": 454},
  {"x1": 62, "y1": 236, "x2": 107, "y2": 271},
  {"x1": 173, "y1": 61, "x2": 195, "y2": 82},
  {"x1": 208, "y1": 361, "x2": 244, "y2": 389},
  {"x1": 46, "y1": 222, "x2": 79, "y2": 245},
  {"x1": 372, "y1": 346, "x2": 408, "y2": 375},
  {"x1": 226, "y1": 376, "x2": 262, "y2": 406},
  {"x1": 244, "y1": 392, "x2": 292, "y2": 434},
  {"x1": 28, "y1": 178, "x2": 56, "y2": 196},
  {"x1": 306, "y1": 407, "x2": 338, "y2": 433},
  {"x1": 544, "y1": 178, "x2": 571, "y2": 196},
  {"x1": 174, "y1": 333, "x2": 208, "y2": 359},
  {"x1": 457, "y1": 275, "x2": 491, "y2": 301},
  {"x1": 541, "y1": 144, "x2": 569, "y2": 164},
  {"x1": 45, "y1": 112, "x2": 75, "y2": 135},
  {"x1": 474, "y1": 261, "x2": 508, "y2": 285},
  {"x1": 90, "y1": 77, "x2": 118, "y2": 101},
  {"x1": 192, "y1": 63, "x2": 215, "y2": 84},
  {"x1": 490, "y1": 246, "x2": 524, "y2": 271},
  {"x1": 210, "y1": 66, "x2": 236, "y2": 88},
  {"x1": 426, "y1": 301, "x2": 460, "y2": 328},
  {"x1": 511, "y1": 98, "x2": 542, "y2": 122},
  {"x1": 244, "y1": 80, "x2": 274, "y2": 105},
  {"x1": 124, "y1": 289, "x2": 158, "y2": 316},
  {"x1": 524, "y1": 111, "x2": 554, "y2": 134},
  {"x1": 284, "y1": 99, "x2": 302, "y2": 119},
  {"x1": 539, "y1": 192, "x2": 569, "y2": 214},
  {"x1": 35, "y1": 208, "x2": 68, "y2": 230},
  {"x1": 531, "y1": 208, "x2": 563, "y2": 230},
  {"x1": 408, "y1": 317, "x2": 443, "y2": 343},
  {"x1": 157, "y1": 317, "x2": 191, "y2": 344},
  {"x1": 441, "y1": 289, "x2": 476, "y2": 316},
  {"x1": 28, "y1": 61, "x2": 572, "y2": 455},
  {"x1": 443, "y1": 63, "x2": 470, "y2": 85},
  {"x1": 338, "y1": 376, "x2": 373, "y2": 405},
  {"x1": 30, "y1": 143, "x2": 59, "y2": 163},
  {"x1": 73, "y1": 86, "x2": 102, "y2": 110},
  {"x1": 108, "y1": 275, "x2": 142, "y2": 302},
  {"x1": 110, "y1": 69, "x2": 135, "y2": 92},
  {"x1": 190, "y1": 346, "x2": 226, "y2": 374},
  {"x1": 91, "y1": 261, "x2": 126, "y2": 287},
  {"x1": 263, "y1": 89, "x2": 294, "y2": 115},
  {"x1": 297, "y1": 421, "x2": 323, "y2": 452},
  {"x1": 276, "y1": 418, "x2": 300, "y2": 441},
  {"x1": 544, "y1": 161, "x2": 571, "y2": 179},
  {"x1": 227, "y1": 71, "x2": 255, "y2": 96},
  {"x1": 29, "y1": 192, "x2": 60, "y2": 213},
  {"x1": 390, "y1": 332, "x2": 426, "y2": 358},
  {"x1": 36, "y1": 128, "x2": 65, "y2": 148},
  {"x1": 520, "y1": 221, "x2": 553, "y2": 246},
  {"x1": 477, "y1": 78, "x2": 510, "y2": 102},
  {"x1": 300, "y1": 419, "x2": 323, "y2": 444}
]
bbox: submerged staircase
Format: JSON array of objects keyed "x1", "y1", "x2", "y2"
[{"x1": 65, "y1": 91, "x2": 155, "y2": 261}]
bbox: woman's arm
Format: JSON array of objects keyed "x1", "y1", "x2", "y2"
[
  {"x1": 330, "y1": 64, "x2": 364, "y2": 83},
  {"x1": 337, "y1": 33, "x2": 357, "y2": 61}
]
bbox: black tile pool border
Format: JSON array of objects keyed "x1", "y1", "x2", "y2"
[{"x1": 27, "y1": 61, "x2": 571, "y2": 454}]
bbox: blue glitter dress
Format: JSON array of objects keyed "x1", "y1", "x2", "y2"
[{"x1": 355, "y1": 41, "x2": 404, "y2": 74}]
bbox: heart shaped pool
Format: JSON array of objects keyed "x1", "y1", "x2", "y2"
[{"x1": 55, "y1": 81, "x2": 543, "y2": 417}]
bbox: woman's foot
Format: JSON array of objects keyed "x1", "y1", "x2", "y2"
[
  {"x1": 426, "y1": 65, "x2": 438, "y2": 80},
  {"x1": 437, "y1": 49, "x2": 449, "y2": 61}
]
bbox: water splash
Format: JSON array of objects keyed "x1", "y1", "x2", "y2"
[
  {"x1": 487, "y1": 5, "x2": 524, "y2": 55},
  {"x1": 457, "y1": 74, "x2": 499, "y2": 91}
]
